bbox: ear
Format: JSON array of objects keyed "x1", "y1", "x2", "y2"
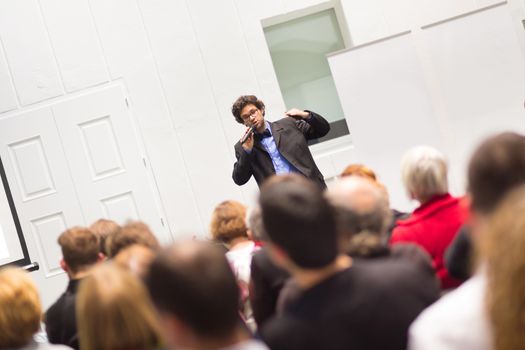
[
  {"x1": 246, "y1": 229, "x2": 254, "y2": 241},
  {"x1": 59, "y1": 258, "x2": 68, "y2": 273},
  {"x1": 261, "y1": 107, "x2": 265, "y2": 116},
  {"x1": 97, "y1": 252, "x2": 106, "y2": 262}
]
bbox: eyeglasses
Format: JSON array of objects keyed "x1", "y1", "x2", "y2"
[{"x1": 241, "y1": 108, "x2": 259, "y2": 121}]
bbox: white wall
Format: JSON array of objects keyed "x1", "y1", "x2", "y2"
[{"x1": 0, "y1": 0, "x2": 524, "y2": 306}]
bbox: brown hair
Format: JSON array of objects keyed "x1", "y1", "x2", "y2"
[
  {"x1": 145, "y1": 241, "x2": 240, "y2": 339},
  {"x1": 468, "y1": 132, "x2": 525, "y2": 215},
  {"x1": 481, "y1": 185, "x2": 525, "y2": 350},
  {"x1": 106, "y1": 221, "x2": 160, "y2": 258},
  {"x1": 0, "y1": 267, "x2": 41, "y2": 348},
  {"x1": 231, "y1": 95, "x2": 265, "y2": 124},
  {"x1": 89, "y1": 219, "x2": 120, "y2": 256},
  {"x1": 58, "y1": 227, "x2": 100, "y2": 273},
  {"x1": 77, "y1": 263, "x2": 163, "y2": 350},
  {"x1": 209, "y1": 200, "x2": 247, "y2": 244},
  {"x1": 114, "y1": 244, "x2": 155, "y2": 278}
]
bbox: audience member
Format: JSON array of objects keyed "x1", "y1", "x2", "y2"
[
  {"x1": 340, "y1": 163, "x2": 408, "y2": 238},
  {"x1": 114, "y1": 244, "x2": 155, "y2": 279},
  {"x1": 105, "y1": 221, "x2": 160, "y2": 258},
  {"x1": 482, "y1": 185, "x2": 525, "y2": 350},
  {"x1": 145, "y1": 241, "x2": 269, "y2": 350},
  {"x1": 76, "y1": 263, "x2": 163, "y2": 350},
  {"x1": 327, "y1": 176, "x2": 437, "y2": 280},
  {"x1": 259, "y1": 177, "x2": 436, "y2": 350},
  {"x1": 89, "y1": 218, "x2": 120, "y2": 257},
  {"x1": 210, "y1": 200, "x2": 259, "y2": 329},
  {"x1": 45, "y1": 227, "x2": 103, "y2": 349},
  {"x1": 390, "y1": 146, "x2": 468, "y2": 289},
  {"x1": 409, "y1": 132, "x2": 525, "y2": 350},
  {"x1": 0, "y1": 267, "x2": 71, "y2": 350},
  {"x1": 248, "y1": 203, "x2": 290, "y2": 329},
  {"x1": 245, "y1": 205, "x2": 264, "y2": 244}
]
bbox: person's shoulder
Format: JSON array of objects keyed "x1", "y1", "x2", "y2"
[
  {"x1": 261, "y1": 315, "x2": 321, "y2": 350},
  {"x1": 273, "y1": 116, "x2": 297, "y2": 126},
  {"x1": 45, "y1": 292, "x2": 67, "y2": 318},
  {"x1": 410, "y1": 275, "x2": 488, "y2": 343}
]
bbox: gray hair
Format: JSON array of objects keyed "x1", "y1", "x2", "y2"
[
  {"x1": 326, "y1": 177, "x2": 392, "y2": 253},
  {"x1": 401, "y1": 145, "x2": 448, "y2": 203},
  {"x1": 245, "y1": 205, "x2": 266, "y2": 241}
]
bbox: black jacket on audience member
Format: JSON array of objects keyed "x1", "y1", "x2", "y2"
[
  {"x1": 249, "y1": 248, "x2": 290, "y2": 329},
  {"x1": 261, "y1": 258, "x2": 439, "y2": 350},
  {"x1": 445, "y1": 225, "x2": 473, "y2": 281},
  {"x1": 45, "y1": 279, "x2": 81, "y2": 350}
]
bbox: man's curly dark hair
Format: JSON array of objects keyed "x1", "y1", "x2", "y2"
[{"x1": 231, "y1": 95, "x2": 265, "y2": 124}]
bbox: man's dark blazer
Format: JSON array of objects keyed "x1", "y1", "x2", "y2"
[
  {"x1": 232, "y1": 111, "x2": 330, "y2": 188},
  {"x1": 45, "y1": 279, "x2": 80, "y2": 349}
]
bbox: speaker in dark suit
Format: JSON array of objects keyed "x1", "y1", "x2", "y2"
[{"x1": 231, "y1": 95, "x2": 330, "y2": 188}]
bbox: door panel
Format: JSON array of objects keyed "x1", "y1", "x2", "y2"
[
  {"x1": 0, "y1": 108, "x2": 85, "y2": 277},
  {"x1": 52, "y1": 86, "x2": 169, "y2": 243}
]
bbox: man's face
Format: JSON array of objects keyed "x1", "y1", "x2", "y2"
[{"x1": 240, "y1": 103, "x2": 264, "y2": 129}]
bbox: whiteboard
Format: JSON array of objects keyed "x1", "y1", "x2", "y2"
[
  {"x1": 422, "y1": 2, "x2": 525, "y2": 192},
  {"x1": 328, "y1": 32, "x2": 447, "y2": 211},
  {"x1": 327, "y1": 3, "x2": 525, "y2": 211},
  {"x1": 0, "y1": 157, "x2": 29, "y2": 267}
]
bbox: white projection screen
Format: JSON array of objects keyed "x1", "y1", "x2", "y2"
[{"x1": 0, "y1": 157, "x2": 30, "y2": 268}]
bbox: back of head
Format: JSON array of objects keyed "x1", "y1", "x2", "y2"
[
  {"x1": 340, "y1": 164, "x2": 378, "y2": 181},
  {"x1": 327, "y1": 177, "x2": 392, "y2": 256},
  {"x1": 89, "y1": 219, "x2": 120, "y2": 256},
  {"x1": 480, "y1": 185, "x2": 525, "y2": 350},
  {"x1": 259, "y1": 176, "x2": 338, "y2": 268},
  {"x1": 0, "y1": 267, "x2": 41, "y2": 348},
  {"x1": 209, "y1": 200, "x2": 248, "y2": 244},
  {"x1": 58, "y1": 227, "x2": 100, "y2": 274},
  {"x1": 145, "y1": 240, "x2": 240, "y2": 339},
  {"x1": 246, "y1": 204, "x2": 266, "y2": 241},
  {"x1": 107, "y1": 221, "x2": 160, "y2": 258},
  {"x1": 77, "y1": 263, "x2": 162, "y2": 350},
  {"x1": 114, "y1": 244, "x2": 155, "y2": 278},
  {"x1": 401, "y1": 146, "x2": 448, "y2": 203},
  {"x1": 468, "y1": 132, "x2": 525, "y2": 215}
]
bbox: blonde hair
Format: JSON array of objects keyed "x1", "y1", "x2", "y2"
[
  {"x1": 209, "y1": 200, "x2": 248, "y2": 244},
  {"x1": 0, "y1": 267, "x2": 41, "y2": 348},
  {"x1": 77, "y1": 263, "x2": 162, "y2": 350},
  {"x1": 401, "y1": 146, "x2": 448, "y2": 203},
  {"x1": 481, "y1": 185, "x2": 525, "y2": 350}
]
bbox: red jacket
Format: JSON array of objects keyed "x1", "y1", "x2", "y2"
[{"x1": 390, "y1": 193, "x2": 468, "y2": 289}]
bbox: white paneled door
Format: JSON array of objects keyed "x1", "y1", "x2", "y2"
[
  {"x1": 52, "y1": 86, "x2": 169, "y2": 243},
  {"x1": 0, "y1": 84, "x2": 170, "y2": 308}
]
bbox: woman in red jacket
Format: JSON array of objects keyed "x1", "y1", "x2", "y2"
[{"x1": 390, "y1": 146, "x2": 468, "y2": 290}]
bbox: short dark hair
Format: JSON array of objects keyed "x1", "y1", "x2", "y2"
[
  {"x1": 231, "y1": 95, "x2": 265, "y2": 124},
  {"x1": 145, "y1": 241, "x2": 240, "y2": 338},
  {"x1": 106, "y1": 221, "x2": 160, "y2": 258},
  {"x1": 259, "y1": 178, "x2": 338, "y2": 268},
  {"x1": 468, "y1": 132, "x2": 525, "y2": 215},
  {"x1": 58, "y1": 227, "x2": 100, "y2": 273}
]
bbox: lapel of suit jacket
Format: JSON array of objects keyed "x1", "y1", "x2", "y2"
[{"x1": 270, "y1": 120, "x2": 284, "y2": 148}]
